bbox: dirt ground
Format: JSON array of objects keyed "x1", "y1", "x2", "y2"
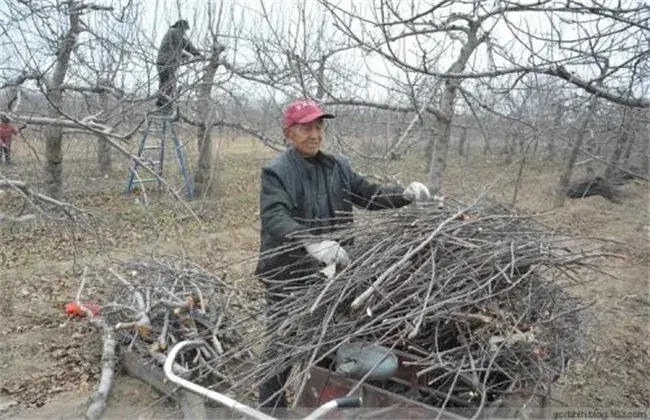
[{"x1": 0, "y1": 138, "x2": 648, "y2": 418}]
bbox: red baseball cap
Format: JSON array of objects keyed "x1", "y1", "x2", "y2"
[{"x1": 283, "y1": 99, "x2": 334, "y2": 128}]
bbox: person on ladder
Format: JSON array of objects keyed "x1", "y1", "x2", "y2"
[{"x1": 155, "y1": 19, "x2": 202, "y2": 114}]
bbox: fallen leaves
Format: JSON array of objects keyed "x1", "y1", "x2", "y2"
[{"x1": 0, "y1": 327, "x2": 101, "y2": 408}]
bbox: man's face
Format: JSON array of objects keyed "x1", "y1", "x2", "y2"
[{"x1": 285, "y1": 118, "x2": 325, "y2": 157}]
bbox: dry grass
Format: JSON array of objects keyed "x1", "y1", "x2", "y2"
[{"x1": 0, "y1": 132, "x2": 648, "y2": 416}]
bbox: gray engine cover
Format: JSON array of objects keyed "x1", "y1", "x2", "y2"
[{"x1": 334, "y1": 342, "x2": 399, "y2": 381}]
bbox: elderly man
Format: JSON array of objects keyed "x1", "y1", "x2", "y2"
[
  {"x1": 155, "y1": 19, "x2": 201, "y2": 111},
  {"x1": 255, "y1": 99, "x2": 431, "y2": 411}
]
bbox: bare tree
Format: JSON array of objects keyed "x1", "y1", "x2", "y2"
[
  {"x1": 190, "y1": 2, "x2": 227, "y2": 197},
  {"x1": 320, "y1": 0, "x2": 649, "y2": 191},
  {"x1": 555, "y1": 64, "x2": 607, "y2": 207}
]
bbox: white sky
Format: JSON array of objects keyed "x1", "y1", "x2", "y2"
[{"x1": 0, "y1": 0, "x2": 647, "y2": 109}]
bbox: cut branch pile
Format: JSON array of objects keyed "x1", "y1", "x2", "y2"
[
  {"x1": 103, "y1": 258, "x2": 254, "y2": 377},
  {"x1": 212, "y1": 198, "x2": 603, "y2": 415},
  {"x1": 79, "y1": 257, "x2": 256, "y2": 419}
]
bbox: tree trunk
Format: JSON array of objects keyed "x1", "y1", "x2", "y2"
[
  {"x1": 194, "y1": 127, "x2": 214, "y2": 197},
  {"x1": 97, "y1": 134, "x2": 112, "y2": 177},
  {"x1": 503, "y1": 134, "x2": 515, "y2": 164},
  {"x1": 547, "y1": 104, "x2": 564, "y2": 161},
  {"x1": 314, "y1": 54, "x2": 327, "y2": 101},
  {"x1": 481, "y1": 123, "x2": 491, "y2": 155},
  {"x1": 458, "y1": 126, "x2": 468, "y2": 156},
  {"x1": 428, "y1": 110, "x2": 452, "y2": 190},
  {"x1": 428, "y1": 23, "x2": 484, "y2": 191},
  {"x1": 585, "y1": 130, "x2": 597, "y2": 177},
  {"x1": 510, "y1": 140, "x2": 532, "y2": 207},
  {"x1": 555, "y1": 62, "x2": 609, "y2": 207},
  {"x1": 622, "y1": 116, "x2": 640, "y2": 166},
  {"x1": 424, "y1": 133, "x2": 433, "y2": 165},
  {"x1": 641, "y1": 137, "x2": 650, "y2": 176},
  {"x1": 44, "y1": 123, "x2": 64, "y2": 198},
  {"x1": 44, "y1": 0, "x2": 80, "y2": 198},
  {"x1": 97, "y1": 91, "x2": 112, "y2": 176},
  {"x1": 193, "y1": 44, "x2": 224, "y2": 197},
  {"x1": 622, "y1": 129, "x2": 636, "y2": 165},
  {"x1": 555, "y1": 94, "x2": 600, "y2": 207},
  {"x1": 605, "y1": 116, "x2": 629, "y2": 179}
]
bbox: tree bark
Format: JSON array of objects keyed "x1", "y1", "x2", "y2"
[
  {"x1": 458, "y1": 126, "x2": 468, "y2": 156},
  {"x1": 97, "y1": 90, "x2": 112, "y2": 176},
  {"x1": 555, "y1": 95, "x2": 600, "y2": 207},
  {"x1": 314, "y1": 54, "x2": 327, "y2": 101},
  {"x1": 547, "y1": 104, "x2": 564, "y2": 161},
  {"x1": 193, "y1": 44, "x2": 224, "y2": 197},
  {"x1": 503, "y1": 133, "x2": 515, "y2": 165},
  {"x1": 44, "y1": 0, "x2": 80, "y2": 198},
  {"x1": 604, "y1": 112, "x2": 630, "y2": 179},
  {"x1": 641, "y1": 138, "x2": 650, "y2": 176},
  {"x1": 622, "y1": 126, "x2": 636, "y2": 166},
  {"x1": 428, "y1": 23, "x2": 485, "y2": 190},
  {"x1": 621, "y1": 112, "x2": 642, "y2": 166},
  {"x1": 555, "y1": 62, "x2": 609, "y2": 207}
]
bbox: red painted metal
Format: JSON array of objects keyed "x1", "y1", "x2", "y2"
[{"x1": 295, "y1": 364, "x2": 471, "y2": 420}]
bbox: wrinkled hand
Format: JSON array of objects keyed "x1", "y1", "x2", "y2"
[
  {"x1": 305, "y1": 240, "x2": 350, "y2": 269},
  {"x1": 403, "y1": 182, "x2": 431, "y2": 202}
]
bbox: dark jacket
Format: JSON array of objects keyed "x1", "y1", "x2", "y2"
[
  {"x1": 156, "y1": 27, "x2": 200, "y2": 68},
  {"x1": 255, "y1": 147, "x2": 412, "y2": 283}
]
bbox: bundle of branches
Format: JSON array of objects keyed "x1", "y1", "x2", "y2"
[
  {"x1": 77, "y1": 257, "x2": 257, "y2": 419},
  {"x1": 102, "y1": 258, "x2": 255, "y2": 377},
  {"x1": 212, "y1": 198, "x2": 602, "y2": 414}
]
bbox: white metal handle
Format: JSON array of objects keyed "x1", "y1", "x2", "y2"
[{"x1": 163, "y1": 340, "x2": 278, "y2": 420}]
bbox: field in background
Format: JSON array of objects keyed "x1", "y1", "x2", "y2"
[{"x1": 0, "y1": 132, "x2": 648, "y2": 417}]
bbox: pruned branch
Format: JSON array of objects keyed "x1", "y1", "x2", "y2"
[
  {"x1": 546, "y1": 65, "x2": 649, "y2": 108},
  {"x1": 0, "y1": 179, "x2": 87, "y2": 223},
  {"x1": 322, "y1": 99, "x2": 446, "y2": 122}
]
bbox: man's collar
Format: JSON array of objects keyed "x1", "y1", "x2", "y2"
[{"x1": 287, "y1": 147, "x2": 336, "y2": 166}]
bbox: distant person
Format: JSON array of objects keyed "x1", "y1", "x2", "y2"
[
  {"x1": 155, "y1": 19, "x2": 202, "y2": 112},
  {"x1": 0, "y1": 114, "x2": 21, "y2": 164}
]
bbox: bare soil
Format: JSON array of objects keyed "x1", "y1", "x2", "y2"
[{"x1": 1, "y1": 139, "x2": 648, "y2": 418}]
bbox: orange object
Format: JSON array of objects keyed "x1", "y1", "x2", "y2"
[{"x1": 64, "y1": 300, "x2": 102, "y2": 317}]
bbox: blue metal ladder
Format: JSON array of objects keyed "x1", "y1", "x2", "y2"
[{"x1": 125, "y1": 115, "x2": 195, "y2": 199}]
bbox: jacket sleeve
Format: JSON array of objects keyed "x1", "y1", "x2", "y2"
[
  {"x1": 182, "y1": 36, "x2": 201, "y2": 56},
  {"x1": 260, "y1": 167, "x2": 307, "y2": 241},
  {"x1": 340, "y1": 157, "x2": 412, "y2": 210}
]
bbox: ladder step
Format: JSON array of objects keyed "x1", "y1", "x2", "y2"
[{"x1": 126, "y1": 117, "x2": 195, "y2": 198}]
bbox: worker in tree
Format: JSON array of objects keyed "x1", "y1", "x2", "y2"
[
  {"x1": 0, "y1": 114, "x2": 22, "y2": 165},
  {"x1": 255, "y1": 99, "x2": 432, "y2": 413},
  {"x1": 155, "y1": 19, "x2": 202, "y2": 112}
]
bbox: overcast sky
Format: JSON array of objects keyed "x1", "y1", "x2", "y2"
[
  {"x1": 0, "y1": 0, "x2": 647, "y2": 110},
  {"x1": 131, "y1": 1, "x2": 645, "y2": 100}
]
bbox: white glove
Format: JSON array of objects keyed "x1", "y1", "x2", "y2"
[
  {"x1": 403, "y1": 182, "x2": 431, "y2": 202},
  {"x1": 305, "y1": 240, "x2": 350, "y2": 269}
]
